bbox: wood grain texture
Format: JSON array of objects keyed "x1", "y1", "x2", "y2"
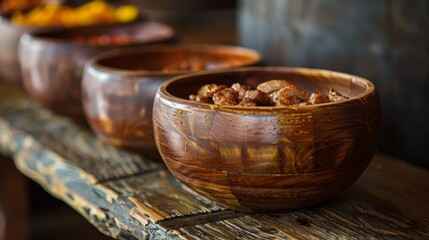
[
  {"x1": 0, "y1": 82, "x2": 159, "y2": 182},
  {"x1": 0, "y1": 81, "x2": 428, "y2": 239}
]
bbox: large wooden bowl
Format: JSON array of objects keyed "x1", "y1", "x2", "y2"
[
  {"x1": 82, "y1": 44, "x2": 260, "y2": 159},
  {"x1": 19, "y1": 20, "x2": 175, "y2": 121},
  {"x1": 153, "y1": 67, "x2": 381, "y2": 212}
]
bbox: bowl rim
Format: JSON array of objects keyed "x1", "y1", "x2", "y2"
[
  {"x1": 157, "y1": 66, "x2": 376, "y2": 111},
  {"x1": 19, "y1": 20, "x2": 174, "y2": 48},
  {"x1": 84, "y1": 43, "x2": 262, "y2": 76}
]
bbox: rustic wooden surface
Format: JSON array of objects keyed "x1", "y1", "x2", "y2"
[{"x1": 1, "y1": 80, "x2": 428, "y2": 239}]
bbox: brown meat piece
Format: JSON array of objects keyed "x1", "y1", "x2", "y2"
[
  {"x1": 270, "y1": 85, "x2": 310, "y2": 106},
  {"x1": 189, "y1": 95, "x2": 213, "y2": 103},
  {"x1": 274, "y1": 95, "x2": 303, "y2": 106},
  {"x1": 237, "y1": 98, "x2": 257, "y2": 107},
  {"x1": 231, "y1": 83, "x2": 249, "y2": 100},
  {"x1": 213, "y1": 88, "x2": 238, "y2": 106},
  {"x1": 190, "y1": 80, "x2": 345, "y2": 107},
  {"x1": 197, "y1": 84, "x2": 227, "y2": 98},
  {"x1": 308, "y1": 93, "x2": 329, "y2": 104},
  {"x1": 257, "y1": 80, "x2": 292, "y2": 95},
  {"x1": 244, "y1": 90, "x2": 272, "y2": 106},
  {"x1": 329, "y1": 88, "x2": 349, "y2": 102}
]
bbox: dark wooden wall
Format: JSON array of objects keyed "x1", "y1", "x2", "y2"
[{"x1": 238, "y1": 0, "x2": 429, "y2": 168}]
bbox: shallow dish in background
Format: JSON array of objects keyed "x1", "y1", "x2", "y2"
[
  {"x1": 153, "y1": 67, "x2": 381, "y2": 212},
  {"x1": 19, "y1": 20, "x2": 175, "y2": 120},
  {"x1": 82, "y1": 44, "x2": 260, "y2": 159}
]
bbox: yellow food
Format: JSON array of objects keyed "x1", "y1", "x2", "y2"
[
  {"x1": 0, "y1": 0, "x2": 41, "y2": 13},
  {"x1": 10, "y1": 1, "x2": 139, "y2": 27}
]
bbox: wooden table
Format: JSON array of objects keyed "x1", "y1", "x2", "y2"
[{"x1": 0, "y1": 81, "x2": 428, "y2": 239}]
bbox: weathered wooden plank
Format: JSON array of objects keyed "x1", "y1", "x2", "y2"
[
  {"x1": 0, "y1": 82, "x2": 220, "y2": 239},
  {"x1": 102, "y1": 170, "x2": 224, "y2": 223},
  {"x1": 246, "y1": 196, "x2": 427, "y2": 240},
  {"x1": 175, "y1": 203, "x2": 425, "y2": 240},
  {"x1": 11, "y1": 139, "x2": 141, "y2": 238},
  {"x1": 176, "y1": 215, "x2": 294, "y2": 240},
  {"x1": 347, "y1": 153, "x2": 429, "y2": 229},
  {"x1": 0, "y1": 81, "x2": 160, "y2": 182}
]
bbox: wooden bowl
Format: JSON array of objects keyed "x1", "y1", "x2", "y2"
[
  {"x1": 19, "y1": 20, "x2": 175, "y2": 120},
  {"x1": 153, "y1": 67, "x2": 381, "y2": 212},
  {"x1": 82, "y1": 44, "x2": 260, "y2": 159}
]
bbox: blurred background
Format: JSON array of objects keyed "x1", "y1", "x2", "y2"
[
  {"x1": 0, "y1": 0, "x2": 428, "y2": 239},
  {"x1": 239, "y1": 0, "x2": 429, "y2": 170}
]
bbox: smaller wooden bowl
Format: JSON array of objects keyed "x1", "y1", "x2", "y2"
[
  {"x1": 82, "y1": 44, "x2": 260, "y2": 159},
  {"x1": 153, "y1": 67, "x2": 381, "y2": 212},
  {"x1": 19, "y1": 20, "x2": 175, "y2": 120}
]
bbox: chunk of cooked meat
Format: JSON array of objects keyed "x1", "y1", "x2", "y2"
[
  {"x1": 237, "y1": 98, "x2": 257, "y2": 107},
  {"x1": 189, "y1": 95, "x2": 213, "y2": 103},
  {"x1": 329, "y1": 88, "x2": 349, "y2": 102},
  {"x1": 270, "y1": 85, "x2": 310, "y2": 106},
  {"x1": 307, "y1": 93, "x2": 329, "y2": 104},
  {"x1": 197, "y1": 84, "x2": 227, "y2": 98},
  {"x1": 244, "y1": 90, "x2": 272, "y2": 106},
  {"x1": 231, "y1": 83, "x2": 250, "y2": 100},
  {"x1": 188, "y1": 79, "x2": 349, "y2": 107},
  {"x1": 274, "y1": 95, "x2": 303, "y2": 106},
  {"x1": 213, "y1": 88, "x2": 239, "y2": 106},
  {"x1": 257, "y1": 80, "x2": 292, "y2": 95}
]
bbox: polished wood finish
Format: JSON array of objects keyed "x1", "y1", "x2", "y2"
[
  {"x1": 0, "y1": 81, "x2": 427, "y2": 239},
  {"x1": 82, "y1": 44, "x2": 260, "y2": 159},
  {"x1": 153, "y1": 67, "x2": 381, "y2": 212},
  {"x1": 19, "y1": 20, "x2": 175, "y2": 121}
]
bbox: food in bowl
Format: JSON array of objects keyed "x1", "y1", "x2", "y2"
[
  {"x1": 10, "y1": 1, "x2": 139, "y2": 27},
  {"x1": 0, "y1": 0, "x2": 40, "y2": 13},
  {"x1": 189, "y1": 80, "x2": 349, "y2": 106},
  {"x1": 153, "y1": 67, "x2": 381, "y2": 212}
]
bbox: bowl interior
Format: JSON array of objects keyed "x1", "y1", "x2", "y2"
[
  {"x1": 165, "y1": 68, "x2": 370, "y2": 103},
  {"x1": 95, "y1": 45, "x2": 260, "y2": 72}
]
